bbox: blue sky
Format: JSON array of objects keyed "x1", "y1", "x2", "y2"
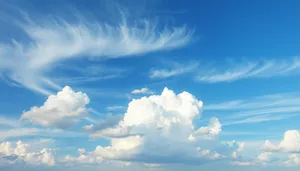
[{"x1": 1, "y1": 0, "x2": 300, "y2": 170}]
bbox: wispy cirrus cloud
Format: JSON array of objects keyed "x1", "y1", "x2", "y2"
[
  {"x1": 53, "y1": 64, "x2": 127, "y2": 85},
  {"x1": 205, "y1": 92, "x2": 300, "y2": 126},
  {"x1": 196, "y1": 57, "x2": 300, "y2": 83},
  {"x1": 0, "y1": 127, "x2": 84, "y2": 140},
  {"x1": 222, "y1": 113, "x2": 298, "y2": 126},
  {"x1": 0, "y1": 11, "x2": 193, "y2": 95},
  {"x1": 205, "y1": 92, "x2": 300, "y2": 111},
  {"x1": 150, "y1": 61, "x2": 199, "y2": 79}
]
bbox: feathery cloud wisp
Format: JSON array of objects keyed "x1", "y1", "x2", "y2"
[
  {"x1": 150, "y1": 61, "x2": 199, "y2": 79},
  {"x1": 205, "y1": 92, "x2": 300, "y2": 126},
  {"x1": 196, "y1": 58, "x2": 300, "y2": 83},
  {"x1": 0, "y1": 13, "x2": 193, "y2": 94}
]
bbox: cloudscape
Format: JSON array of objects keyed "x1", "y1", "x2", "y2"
[{"x1": 0, "y1": 0, "x2": 300, "y2": 171}]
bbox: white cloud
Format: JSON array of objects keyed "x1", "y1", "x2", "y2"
[
  {"x1": 131, "y1": 88, "x2": 154, "y2": 94},
  {"x1": 144, "y1": 163, "x2": 161, "y2": 167},
  {"x1": 231, "y1": 161, "x2": 252, "y2": 166},
  {"x1": 64, "y1": 148, "x2": 103, "y2": 165},
  {"x1": 263, "y1": 130, "x2": 300, "y2": 153},
  {"x1": 188, "y1": 117, "x2": 221, "y2": 141},
  {"x1": 0, "y1": 127, "x2": 84, "y2": 140},
  {"x1": 257, "y1": 152, "x2": 272, "y2": 163},
  {"x1": 232, "y1": 152, "x2": 274, "y2": 166},
  {"x1": 204, "y1": 92, "x2": 300, "y2": 114},
  {"x1": 222, "y1": 114, "x2": 297, "y2": 126},
  {"x1": 0, "y1": 117, "x2": 21, "y2": 128},
  {"x1": 196, "y1": 58, "x2": 300, "y2": 83},
  {"x1": 205, "y1": 92, "x2": 300, "y2": 111},
  {"x1": 205, "y1": 92, "x2": 300, "y2": 126},
  {"x1": 284, "y1": 154, "x2": 300, "y2": 166},
  {"x1": 0, "y1": 13, "x2": 193, "y2": 94},
  {"x1": 149, "y1": 61, "x2": 198, "y2": 79},
  {"x1": 21, "y1": 86, "x2": 90, "y2": 129},
  {"x1": 71, "y1": 88, "x2": 243, "y2": 165},
  {"x1": 54, "y1": 64, "x2": 126, "y2": 85},
  {"x1": 0, "y1": 140, "x2": 55, "y2": 166},
  {"x1": 0, "y1": 128, "x2": 39, "y2": 140}
]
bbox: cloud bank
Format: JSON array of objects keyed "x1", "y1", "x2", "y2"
[{"x1": 0, "y1": 140, "x2": 55, "y2": 166}]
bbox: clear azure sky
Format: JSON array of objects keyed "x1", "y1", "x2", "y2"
[{"x1": 0, "y1": 0, "x2": 300, "y2": 171}]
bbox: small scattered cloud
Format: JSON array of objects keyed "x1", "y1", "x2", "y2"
[
  {"x1": 188, "y1": 117, "x2": 221, "y2": 141},
  {"x1": 0, "y1": 140, "x2": 55, "y2": 166},
  {"x1": 21, "y1": 86, "x2": 90, "y2": 129},
  {"x1": 150, "y1": 61, "x2": 198, "y2": 79},
  {"x1": 64, "y1": 148, "x2": 103, "y2": 165},
  {"x1": 284, "y1": 154, "x2": 300, "y2": 166},
  {"x1": 263, "y1": 130, "x2": 300, "y2": 153},
  {"x1": 131, "y1": 88, "x2": 154, "y2": 95}
]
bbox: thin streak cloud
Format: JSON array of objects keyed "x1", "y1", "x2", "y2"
[
  {"x1": 205, "y1": 92, "x2": 300, "y2": 126},
  {"x1": 150, "y1": 61, "x2": 199, "y2": 79},
  {"x1": 205, "y1": 92, "x2": 300, "y2": 111},
  {"x1": 196, "y1": 58, "x2": 300, "y2": 83}
]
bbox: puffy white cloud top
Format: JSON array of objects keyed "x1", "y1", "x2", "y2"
[
  {"x1": 68, "y1": 87, "x2": 243, "y2": 165},
  {"x1": 264, "y1": 130, "x2": 300, "y2": 153},
  {"x1": 21, "y1": 86, "x2": 90, "y2": 129}
]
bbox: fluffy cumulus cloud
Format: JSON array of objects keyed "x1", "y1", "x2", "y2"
[
  {"x1": 284, "y1": 154, "x2": 300, "y2": 166},
  {"x1": 233, "y1": 130, "x2": 300, "y2": 167},
  {"x1": 21, "y1": 86, "x2": 90, "y2": 129},
  {"x1": 257, "y1": 152, "x2": 272, "y2": 163},
  {"x1": 64, "y1": 148, "x2": 103, "y2": 165},
  {"x1": 70, "y1": 88, "x2": 244, "y2": 165},
  {"x1": 0, "y1": 141, "x2": 55, "y2": 166},
  {"x1": 232, "y1": 152, "x2": 274, "y2": 166},
  {"x1": 263, "y1": 130, "x2": 300, "y2": 153}
]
